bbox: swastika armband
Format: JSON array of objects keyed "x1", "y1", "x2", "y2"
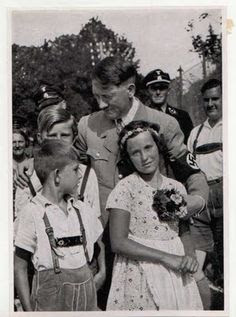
[{"x1": 170, "y1": 151, "x2": 200, "y2": 183}]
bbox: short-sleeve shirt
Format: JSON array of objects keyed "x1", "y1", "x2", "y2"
[
  {"x1": 14, "y1": 193, "x2": 103, "y2": 271},
  {"x1": 106, "y1": 173, "x2": 187, "y2": 241},
  {"x1": 15, "y1": 163, "x2": 101, "y2": 219},
  {"x1": 187, "y1": 119, "x2": 222, "y2": 181}
]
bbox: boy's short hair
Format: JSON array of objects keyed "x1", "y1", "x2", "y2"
[
  {"x1": 34, "y1": 139, "x2": 80, "y2": 185},
  {"x1": 91, "y1": 56, "x2": 137, "y2": 86},
  {"x1": 37, "y1": 106, "x2": 78, "y2": 138},
  {"x1": 201, "y1": 78, "x2": 222, "y2": 94}
]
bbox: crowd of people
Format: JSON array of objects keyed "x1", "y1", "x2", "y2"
[{"x1": 12, "y1": 56, "x2": 223, "y2": 311}]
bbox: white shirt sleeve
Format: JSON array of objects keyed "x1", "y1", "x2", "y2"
[
  {"x1": 14, "y1": 203, "x2": 37, "y2": 254},
  {"x1": 187, "y1": 128, "x2": 196, "y2": 153}
]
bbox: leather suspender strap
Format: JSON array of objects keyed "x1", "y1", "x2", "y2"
[
  {"x1": 74, "y1": 206, "x2": 90, "y2": 264},
  {"x1": 78, "y1": 165, "x2": 91, "y2": 202},
  {"x1": 193, "y1": 123, "x2": 204, "y2": 157},
  {"x1": 24, "y1": 171, "x2": 37, "y2": 197},
  {"x1": 42, "y1": 213, "x2": 61, "y2": 274}
]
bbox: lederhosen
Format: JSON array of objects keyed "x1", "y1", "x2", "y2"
[{"x1": 30, "y1": 167, "x2": 97, "y2": 311}]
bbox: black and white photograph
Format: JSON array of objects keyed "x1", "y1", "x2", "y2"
[{"x1": 1, "y1": 1, "x2": 234, "y2": 315}]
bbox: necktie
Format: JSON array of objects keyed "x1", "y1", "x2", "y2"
[{"x1": 116, "y1": 118, "x2": 124, "y2": 134}]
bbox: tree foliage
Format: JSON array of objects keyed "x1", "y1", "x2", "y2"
[
  {"x1": 12, "y1": 17, "x2": 140, "y2": 133},
  {"x1": 191, "y1": 24, "x2": 222, "y2": 66},
  {"x1": 182, "y1": 13, "x2": 222, "y2": 125},
  {"x1": 185, "y1": 13, "x2": 222, "y2": 72}
]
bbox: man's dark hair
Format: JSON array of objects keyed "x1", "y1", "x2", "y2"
[
  {"x1": 201, "y1": 78, "x2": 222, "y2": 94},
  {"x1": 91, "y1": 56, "x2": 137, "y2": 86}
]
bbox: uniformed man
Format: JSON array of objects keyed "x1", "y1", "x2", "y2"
[
  {"x1": 143, "y1": 68, "x2": 193, "y2": 144},
  {"x1": 75, "y1": 57, "x2": 209, "y2": 308}
]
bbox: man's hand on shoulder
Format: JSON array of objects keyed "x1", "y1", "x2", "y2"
[{"x1": 14, "y1": 158, "x2": 34, "y2": 189}]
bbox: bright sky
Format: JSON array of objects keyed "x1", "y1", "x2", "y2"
[{"x1": 11, "y1": 8, "x2": 222, "y2": 78}]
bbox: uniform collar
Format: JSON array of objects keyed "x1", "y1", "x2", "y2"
[
  {"x1": 166, "y1": 104, "x2": 176, "y2": 115},
  {"x1": 115, "y1": 97, "x2": 139, "y2": 127},
  {"x1": 101, "y1": 98, "x2": 139, "y2": 153}
]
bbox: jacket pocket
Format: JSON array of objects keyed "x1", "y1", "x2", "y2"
[{"x1": 86, "y1": 148, "x2": 110, "y2": 184}]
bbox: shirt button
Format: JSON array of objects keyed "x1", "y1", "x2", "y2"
[
  {"x1": 96, "y1": 152, "x2": 100, "y2": 157},
  {"x1": 118, "y1": 174, "x2": 123, "y2": 179}
]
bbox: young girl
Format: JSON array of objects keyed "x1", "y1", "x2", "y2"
[{"x1": 106, "y1": 120, "x2": 203, "y2": 310}]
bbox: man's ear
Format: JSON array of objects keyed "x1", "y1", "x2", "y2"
[
  {"x1": 127, "y1": 83, "x2": 136, "y2": 98},
  {"x1": 54, "y1": 169, "x2": 60, "y2": 186},
  {"x1": 37, "y1": 133, "x2": 43, "y2": 144}
]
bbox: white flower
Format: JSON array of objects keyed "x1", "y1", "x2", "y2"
[
  {"x1": 170, "y1": 193, "x2": 182, "y2": 205},
  {"x1": 175, "y1": 206, "x2": 188, "y2": 218}
]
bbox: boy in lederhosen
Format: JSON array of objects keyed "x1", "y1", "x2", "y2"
[{"x1": 14, "y1": 139, "x2": 103, "y2": 311}]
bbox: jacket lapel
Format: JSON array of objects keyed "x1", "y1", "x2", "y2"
[{"x1": 97, "y1": 113, "x2": 119, "y2": 154}]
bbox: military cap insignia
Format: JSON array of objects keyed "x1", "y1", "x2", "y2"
[
  {"x1": 144, "y1": 69, "x2": 171, "y2": 87},
  {"x1": 156, "y1": 70, "x2": 162, "y2": 81}
]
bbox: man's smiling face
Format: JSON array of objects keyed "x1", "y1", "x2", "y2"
[{"x1": 203, "y1": 85, "x2": 222, "y2": 124}]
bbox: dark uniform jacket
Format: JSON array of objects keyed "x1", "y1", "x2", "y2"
[{"x1": 166, "y1": 104, "x2": 193, "y2": 144}]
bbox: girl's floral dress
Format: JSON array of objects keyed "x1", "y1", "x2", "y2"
[{"x1": 106, "y1": 173, "x2": 203, "y2": 311}]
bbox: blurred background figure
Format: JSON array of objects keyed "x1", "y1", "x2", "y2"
[
  {"x1": 33, "y1": 81, "x2": 67, "y2": 111},
  {"x1": 13, "y1": 128, "x2": 30, "y2": 220},
  {"x1": 13, "y1": 129, "x2": 29, "y2": 164}
]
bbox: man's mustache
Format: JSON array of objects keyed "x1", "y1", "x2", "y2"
[{"x1": 206, "y1": 105, "x2": 217, "y2": 110}]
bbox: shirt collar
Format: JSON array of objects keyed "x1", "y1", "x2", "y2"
[
  {"x1": 161, "y1": 103, "x2": 167, "y2": 113},
  {"x1": 32, "y1": 193, "x2": 78, "y2": 215},
  {"x1": 204, "y1": 118, "x2": 222, "y2": 129},
  {"x1": 115, "y1": 97, "x2": 139, "y2": 127},
  {"x1": 32, "y1": 192, "x2": 53, "y2": 207}
]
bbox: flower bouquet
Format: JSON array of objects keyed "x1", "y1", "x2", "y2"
[{"x1": 152, "y1": 188, "x2": 187, "y2": 221}]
